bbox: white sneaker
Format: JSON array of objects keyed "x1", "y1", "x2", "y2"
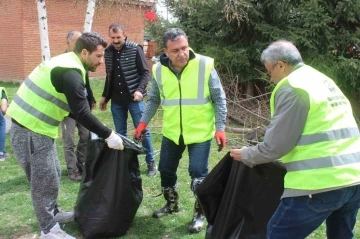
[
  {"x1": 54, "y1": 210, "x2": 75, "y2": 223},
  {"x1": 40, "y1": 223, "x2": 76, "y2": 239}
]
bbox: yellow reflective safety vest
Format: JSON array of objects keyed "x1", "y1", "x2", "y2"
[
  {"x1": 7, "y1": 52, "x2": 86, "y2": 139},
  {"x1": 153, "y1": 53, "x2": 215, "y2": 145},
  {"x1": 270, "y1": 65, "x2": 360, "y2": 190}
]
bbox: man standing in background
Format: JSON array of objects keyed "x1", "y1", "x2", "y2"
[
  {"x1": 100, "y1": 24, "x2": 157, "y2": 177},
  {"x1": 61, "y1": 30, "x2": 96, "y2": 181}
]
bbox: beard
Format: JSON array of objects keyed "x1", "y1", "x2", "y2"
[
  {"x1": 84, "y1": 58, "x2": 99, "y2": 72},
  {"x1": 87, "y1": 64, "x2": 98, "y2": 72}
]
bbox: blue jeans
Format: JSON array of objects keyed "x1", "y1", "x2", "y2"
[
  {"x1": 159, "y1": 135, "x2": 211, "y2": 188},
  {"x1": 267, "y1": 185, "x2": 360, "y2": 239},
  {"x1": 111, "y1": 101, "x2": 155, "y2": 164},
  {"x1": 0, "y1": 112, "x2": 6, "y2": 152}
]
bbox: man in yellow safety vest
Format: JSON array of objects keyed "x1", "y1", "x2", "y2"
[
  {"x1": 230, "y1": 40, "x2": 360, "y2": 239},
  {"x1": 7, "y1": 32, "x2": 124, "y2": 239},
  {"x1": 134, "y1": 28, "x2": 227, "y2": 233}
]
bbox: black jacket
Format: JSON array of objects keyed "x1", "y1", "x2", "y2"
[
  {"x1": 64, "y1": 49, "x2": 95, "y2": 107},
  {"x1": 102, "y1": 40, "x2": 150, "y2": 103}
]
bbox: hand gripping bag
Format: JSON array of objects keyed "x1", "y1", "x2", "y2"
[{"x1": 75, "y1": 135, "x2": 145, "y2": 239}]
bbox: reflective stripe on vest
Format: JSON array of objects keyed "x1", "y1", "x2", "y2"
[
  {"x1": 153, "y1": 54, "x2": 215, "y2": 144},
  {"x1": 297, "y1": 127, "x2": 360, "y2": 146},
  {"x1": 286, "y1": 151, "x2": 360, "y2": 172},
  {"x1": 12, "y1": 93, "x2": 59, "y2": 127},
  {"x1": 23, "y1": 78, "x2": 70, "y2": 112},
  {"x1": 270, "y1": 65, "x2": 360, "y2": 190},
  {"x1": 7, "y1": 52, "x2": 86, "y2": 138},
  {"x1": 155, "y1": 55, "x2": 210, "y2": 106}
]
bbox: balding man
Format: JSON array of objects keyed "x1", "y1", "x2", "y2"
[
  {"x1": 61, "y1": 30, "x2": 96, "y2": 181},
  {"x1": 66, "y1": 30, "x2": 81, "y2": 53}
]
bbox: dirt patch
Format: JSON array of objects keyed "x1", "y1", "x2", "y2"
[
  {"x1": 2, "y1": 233, "x2": 39, "y2": 239},
  {"x1": 15, "y1": 234, "x2": 38, "y2": 239}
]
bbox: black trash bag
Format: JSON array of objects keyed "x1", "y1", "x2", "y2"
[
  {"x1": 74, "y1": 135, "x2": 145, "y2": 239},
  {"x1": 196, "y1": 152, "x2": 286, "y2": 239}
]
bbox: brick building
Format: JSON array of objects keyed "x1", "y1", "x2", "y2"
[{"x1": 0, "y1": 0, "x2": 155, "y2": 81}]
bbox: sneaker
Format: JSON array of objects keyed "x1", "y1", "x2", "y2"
[
  {"x1": 40, "y1": 223, "x2": 75, "y2": 239},
  {"x1": 54, "y1": 208, "x2": 75, "y2": 223},
  {"x1": 68, "y1": 171, "x2": 82, "y2": 181},
  {"x1": 0, "y1": 152, "x2": 10, "y2": 162},
  {"x1": 147, "y1": 162, "x2": 157, "y2": 177}
]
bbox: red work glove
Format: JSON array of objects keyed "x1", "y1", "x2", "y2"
[
  {"x1": 215, "y1": 130, "x2": 226, "y2": 152},
  {"x1": 134, "y1": 122, "x2": 147, "y2": 142}
]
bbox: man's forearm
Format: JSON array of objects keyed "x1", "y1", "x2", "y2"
[{"x1": 209, "y1": 68, "x2": 227, "y2": 130}]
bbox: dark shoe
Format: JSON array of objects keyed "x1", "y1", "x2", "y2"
[
  {"x1": 147, "y1": 162, "x2": 157, "y2": 177},
  {"x1": 68, "y1": 171, "x2": 82, "y2": 181},
  {"x1": 152, "y1": 202, "x2": 180, "y2": 218},
  {"x1": 152, "y1": 186, "x2": 179, "y2": 218},
  {"x1": 188, "y1": 200, "x2": 205, "y2": 233},
  {"x1": 76, "y1": 162, "x2": 84, "y2": 174}
]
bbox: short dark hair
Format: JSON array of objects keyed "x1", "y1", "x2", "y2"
[
  {"x1": 109, "y1": 23, "x2": 125, "y2": 33},
  {"x1": 73, "y1": 32, "x2": 107, "y2": 54},
  {"x1": 163, "y1": 28, "x2": 188, "y2": 48}
]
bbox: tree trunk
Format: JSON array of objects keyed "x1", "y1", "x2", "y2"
[
  {"x1": 84, "y1": 0, "x2": 96, "y2": 32},
  {"x1": 37, "y1": 0, "x2": 50, "y2": 61}
]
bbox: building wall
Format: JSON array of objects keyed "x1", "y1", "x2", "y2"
[
  {"x1": 0, "y1": 0, "x2": 152, "y2": 81},
  {"x1": 0, "y1": 0, "x2": 25, "y2": 80}
]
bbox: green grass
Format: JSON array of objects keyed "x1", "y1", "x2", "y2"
[{"x1": 0, "y1": 79, "x2": 360, "y2": 239}]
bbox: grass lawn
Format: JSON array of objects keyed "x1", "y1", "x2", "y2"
[{"x1": 0, "y1": 79, "x2": 360, "y2": 239}]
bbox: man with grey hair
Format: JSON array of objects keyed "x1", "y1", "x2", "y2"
[
  {"x1": 134, "y1": 28, "x2": 227, "y2": 233},
  {"x1": 230, "y1": 40, "x2": 360, "y2": 238},
  {"x1": 61, "y1": 30, "x2": 97, "y2": 181},
  {"x1": 66, "y1": 30, "x2": 82, "y2": 54}
]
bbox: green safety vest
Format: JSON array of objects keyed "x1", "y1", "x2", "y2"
[
  {"x1": 270, "y1": 65, "x2": 360, "y2": 190},
  {"x1": 7, "y1": 52, "x2": 86, "y2": 139},
  {"x1": 153, "y1": 54, "x2": 215, "y2": 145}
]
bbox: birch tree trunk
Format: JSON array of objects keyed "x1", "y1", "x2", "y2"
[
  {"x1": 36, "y1": 0, "x2": 51, "y2": 61},
  {"x1": 84, "y1": 0, "x2": 96, "y2": 32}
]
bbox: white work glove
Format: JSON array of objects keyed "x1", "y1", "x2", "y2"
[{"x1": 105, "y1": 131, "x2": 124, "y2": 150}]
